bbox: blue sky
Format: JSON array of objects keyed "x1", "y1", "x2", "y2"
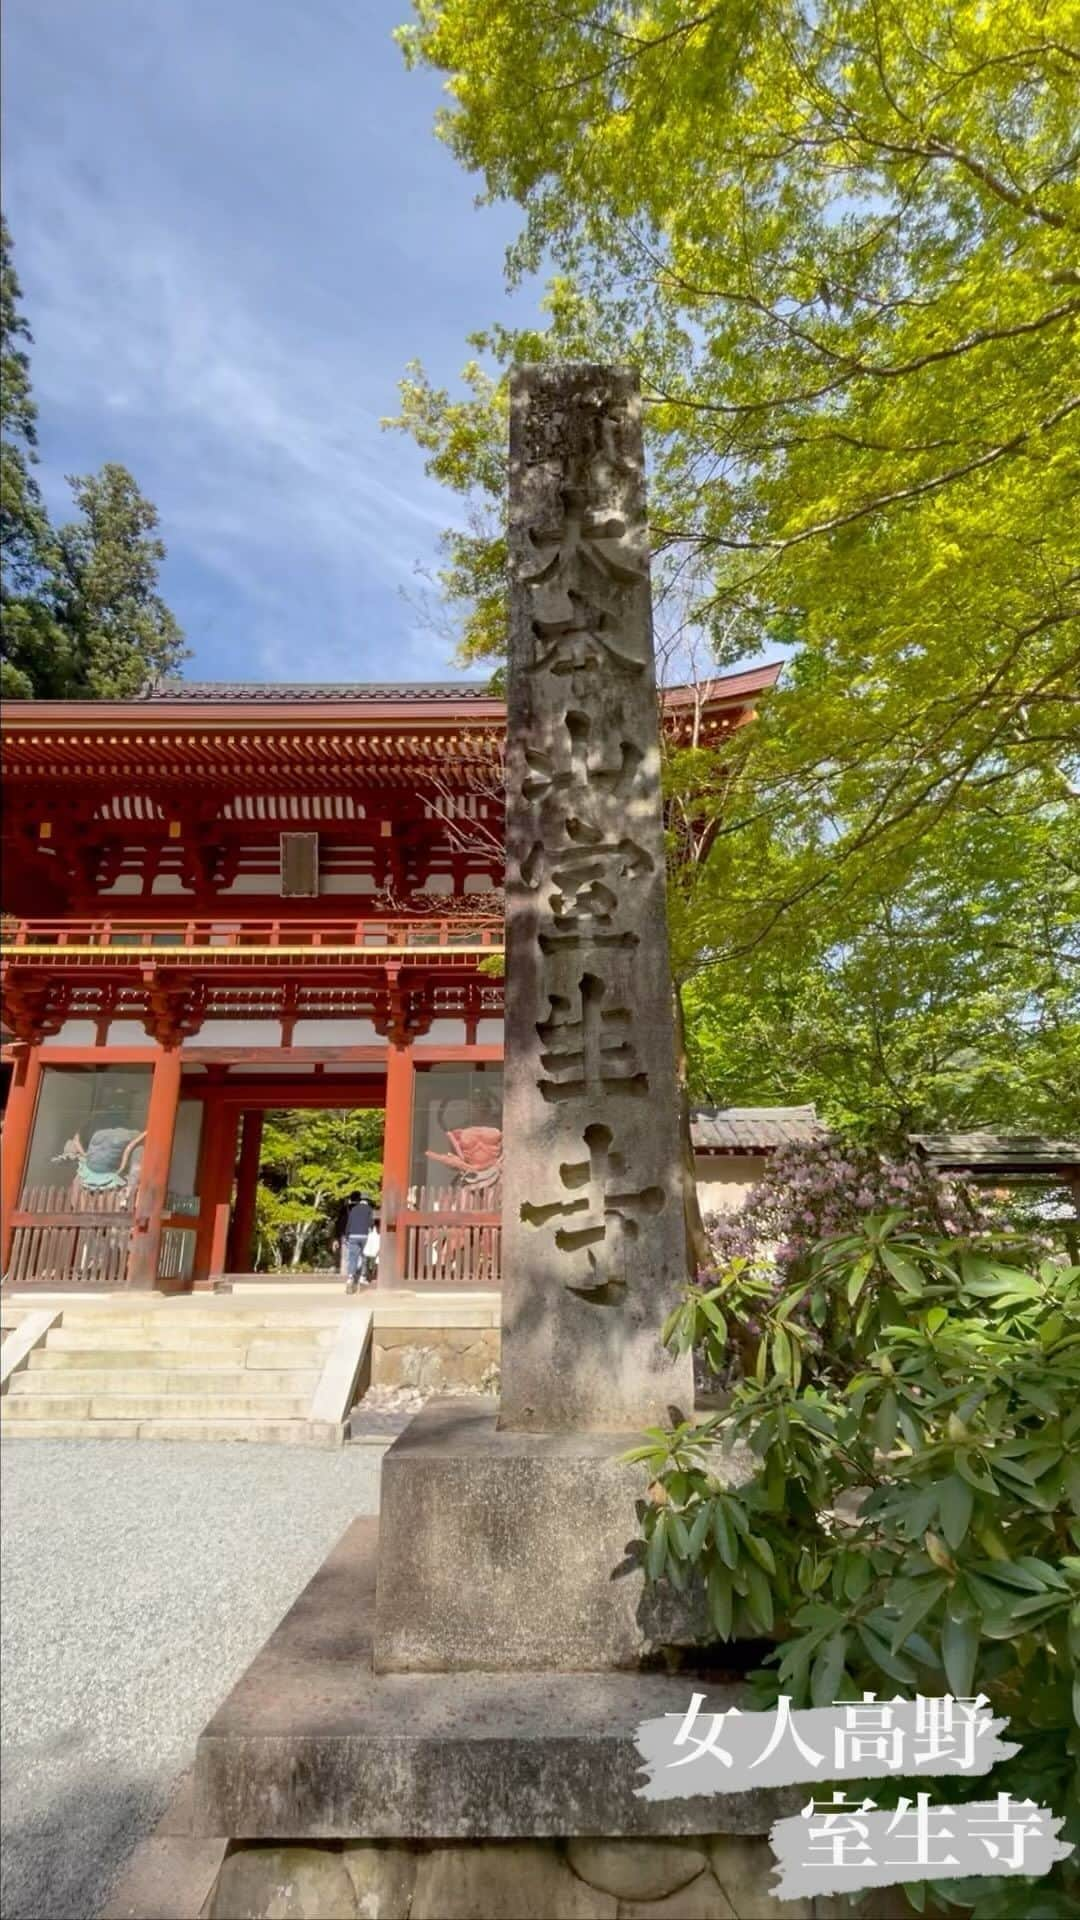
[{"x1": 2, "y1": 1, "x2": 531, "y2": 684}]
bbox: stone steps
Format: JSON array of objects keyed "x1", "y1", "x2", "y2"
[
  {"x1": 7, "y1": 1367, "x2": 320, "y2": 1396},
  {"x1": 29, "y1": 1342, "x2": 328, "y2": 1370},
  {"x1": 45, "y1": 1309, "x2": 346, "y2": 1331},
  {"x1": 42, "y1": 1325, "x2": 338, "y2": 1351},
  {"x1": 0, "y1": 1416, "x2": 341, "y2": 1445},
  {"x1": 3, "y1": 1392, "x2": 318, "y2": 1421},
  {"x1": 0, "y1": 1299, "x2": 349, "y2": 1445}
]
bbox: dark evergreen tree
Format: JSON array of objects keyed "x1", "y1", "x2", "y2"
[{"x1": 0, "y1": 219, "x2": 185, "y2": 697}]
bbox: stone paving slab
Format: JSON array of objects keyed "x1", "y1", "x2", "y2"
[{"x1": 0, "y1": 1440, "x2": 382, "y2": 1920}]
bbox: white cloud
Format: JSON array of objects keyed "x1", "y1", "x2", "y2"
[{"x1": 1, "y1": 0, "x2": 517, "y2": 683}]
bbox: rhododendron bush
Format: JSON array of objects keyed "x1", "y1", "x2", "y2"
[
  {"x1": 633, "y1": 1149, "x2": 1080, "y2": 1917},
  {"x1": 704, "y1": 1139, "x2": 987, "y2": 1285}
]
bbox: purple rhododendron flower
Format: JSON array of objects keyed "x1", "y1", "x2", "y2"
[{"x1": 704, "y1": 1137, "x2": 991, "y2": 1285}]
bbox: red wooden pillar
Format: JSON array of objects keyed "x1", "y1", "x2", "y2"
[
  {"x1": 127, "y1": 1046, "x2": 183, "y2": 1290},
  {"x1": 380, "y1": 1042, "x2": 415, "y2": 1286},
  {"x1": 1, "y1": 1046, "x2": 43, "y2": 1273},
  {"x1": 227, "y1": 1110, "x2": 263, "y2": 1275},
  {"x1": 192, "y1": 1092, "x2": 239, "y2": 1285}
]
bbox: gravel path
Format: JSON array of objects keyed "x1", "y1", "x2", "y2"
[{"x1": 0, "y1": 1440, "x2": 383, "y2": 1920}]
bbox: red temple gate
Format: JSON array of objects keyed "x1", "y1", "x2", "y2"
[{"x1": 0, "y1": 672, "x2": 776, "y2": 1289}]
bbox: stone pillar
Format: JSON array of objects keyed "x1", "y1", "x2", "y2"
[
  {"x1": 380, "y1": 1041, "x2": 415, "y2": 1287},
  {"x1": 499, "y1": 364, "x2": 692, "y2": 1431},
  {"x1": 373, "y1": 368, "x2": 704, "y2": 1673},
  {"x1": 0, "y1": 1046, "x2": 42, "y2": 1272},
  {"x1": 228, "y1": 1111, "x2": 264, "y2": 1274},
  {"x1": 128, "y1": 1046, "x2": 183, "y2": 1290}
]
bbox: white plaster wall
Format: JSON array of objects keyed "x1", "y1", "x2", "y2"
[
  {"x1": 475, "y1": 1019, "x2": 504, "y2": 1044},
  {"x1": 98, "y1": 875, "x2": 143, "y2": 895},
  {"x1": 150, "y1": 874, "x2": 193, "y2": 895},
  {"x1": 290, "y1": 1019, "x2": 382, "y2": 1046},
  {"x1": 183, "y1": 1020, "x2": 281, "y2": 1047},
  {"x1": 319, "y1": 872, "x2": 376, "y2": 894},
  {"x1": 47, "y1": 1021, "x2": 98, "y2": 1046},
  {"x1": 104, "y1": 1020, "x2": 151, "y2": 1045},
  {"x1": 423, "y1": 1019, "x2": 465, "y2": 1044},
  {"x1": 219, "y1": 874, "x2": 278, "y2": 895},
  {"x1": 694, "y1": 1153, "x2": 769, "y2": 1217}
]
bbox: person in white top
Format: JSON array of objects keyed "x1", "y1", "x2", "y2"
[{"x1": 361, "y1": 1218, "x2": 380, "y2": 1287}]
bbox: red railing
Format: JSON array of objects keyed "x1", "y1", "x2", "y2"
[
  {"x1": 1, "y1": 915, "x2": 503, "y2": 953},
  {"x1": 396, "y1": 1182, "x2": 502, "y2": 1286},
  {"x1": 399, "y1": 1215, "x2": 502, "y2": 1286},
  {"x1": 7, "y1": 1185, "x2": 134, "y2": 1288}
]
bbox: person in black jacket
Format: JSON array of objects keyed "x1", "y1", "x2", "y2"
[{"x1": 342, "y1": 1194, "x2": 374, "y2": 1292}]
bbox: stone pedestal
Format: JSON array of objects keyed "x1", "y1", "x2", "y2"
[
  {"x1": 372, "y1": 1399, "x2": 747, "y2": 1672},
  {"x1": 194, "y1": 1520, "x2": 910, "y2": 1917},
  {"x1": 196, "y1": 1517, "x2": 786, "y2": 1843}
]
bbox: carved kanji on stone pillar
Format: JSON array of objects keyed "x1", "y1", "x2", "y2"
[
  {"x1": 536, "y1": 973, "x2": 647, "y2": 1105},
  {"x1": 499, "y1": 364, "x2": 693, "y2": 1431}
]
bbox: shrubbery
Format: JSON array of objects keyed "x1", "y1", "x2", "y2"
[{"x1": 634, "y1": 1149, "x2": 1080, "y2": 1917}]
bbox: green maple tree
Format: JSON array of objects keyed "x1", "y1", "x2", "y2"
[{"x1": 387, "y1": 0, "x2": 1078, "y2": 1182}]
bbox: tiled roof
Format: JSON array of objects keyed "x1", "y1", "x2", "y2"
[
  {"x1": 691, "y1": 1106, "x2": 823, "y2": 1152},
  {"x1": 913, "y1": 1132, "x2": 1080, "y2": 1171},
  {"x1": 138, "y1": 679, "x2": 497, "y2": 703}
]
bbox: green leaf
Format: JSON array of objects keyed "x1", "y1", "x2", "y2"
[
  {"x1": 968, "y1": 1559, "x2": 1049, "y2": 1593},
  {"x1": 938, "y1": 1475, "x2": 974, "y2": 1550},
  {"x1": 688, "y1": 1501, "x2": 712, "y2": 1557},
  {"x1": 941, "y1": 1613, "x2": 978, "y2": 1697},
  {"x1": 963, "y1": 1571, "x2": 1024, "y2": 1621},
  {"x1": 847, "y1": 1253, "x2": 873, "y2": 1305},
  {"x1": 772, "y1": 1324, "x2": 792, "y2": 1380},
  {"x1": 1014, "y1": 1556, "x2": 1070, "y2": 1590},
  {"x1": 874, "y1": 1389, "x2": 899, "y2": 1454},
  {"x1": 746, "y1": 1535, "x2": 777, "y2": 1575},
  {"x1": 713, "y1": 1504, "x2": 739, "y2": 1570},
  {"x1": 646, "y1": 1513, "x2": 668, "y2": 1581},
  {"x1": 811, "y1": 1632, "x2": 848, "y2": 1707},
  {"x1": 843, "y1": 1554, "x2": 873, "y2": 1603},
  {"x1": 668, "y1": 1510, "x2": 691, "y2": 1559},
  {"x1": 898, "y1": 1486, "x2": 939, "y2": 1539},
  {"x1": 889, "y1": 1577, "x2": 948, "y2": 1654},
  {"x1": 707, "y1": 1563, "x2": 733, "y2": 1640},
  {"x1": 881, "y1": 1247, "x2": 924, "y2": 1295},
  {"x1": 745, "y1": 1563, "x2": 775, "y2": 1634},
  {"x1": 954, "y1": 1450, "x2": 997, "y2": 1496},
  {"x1": 855, "y1": 1622, "x2": 917, "y2": 1683},
  {"x1": 728, "y1": 1499, "x2": 751, "y2": 1538}
]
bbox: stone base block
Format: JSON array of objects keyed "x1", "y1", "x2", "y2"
[
  {"x1": 372, "y1": 1398, "x2": 749, "y2": 1672},
  {"x1": 205, "y1": 1836, "x2": 914, "y2": 1918},
  {"x1": 194, "y1": 1516, "x2": 784, "y2": 1843},
  {"x1": 194, "y1": 1515, "x2": 916, "y2": 1918},
  {"x1": 372, "y1": 1326, "x2": 500, "y2": 1393}
]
